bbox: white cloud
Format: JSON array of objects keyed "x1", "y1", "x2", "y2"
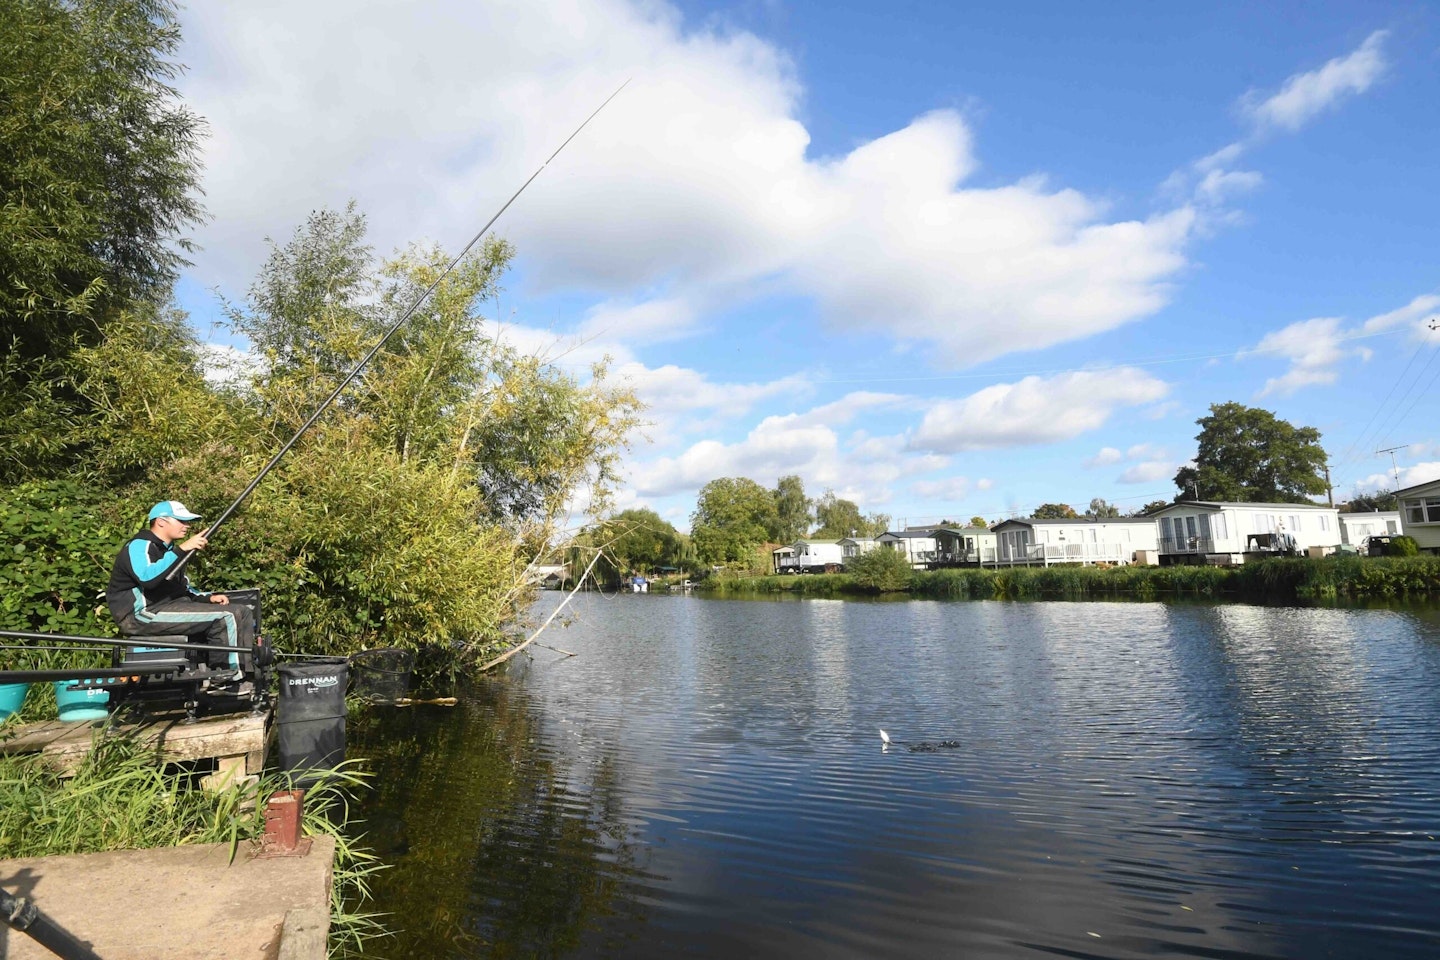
[
  {"x1": 1243, "y1": 31, "x2": 1388, "y2": 132},
  {"x1": 625, "y1": 393, "x2": 946, "y2": 506},
  {"x1": 1244, "y1": 293, "x2": 1440, "y2": 397},
  {"x1": 1358, "y1": 462, "x2": 1440, "y2": 492},
  {"x1": 1361, "y1": 294, "x2": 1440, "y2": 339},
  {"x1": 911, "y1": 477, "x2": 976, "y2": 501},
  {"x1": 1083, "y1": 446, "x2": 1124, "y2": 468},
  {"x1": 178, "y1": 0, "x2": 1196, "y2": 370},
  {"x1": 908, "y1": 369, "x2": 1170, "y2": 454},
  {"x1": 578, "y1": 296, "x2": 700, "y2": 345},
  {"x1": 1248, "y1": 316, "x2": 1350, "y2": 396},
  {"x1": 1118, "y1": 461, "x2": 1175, "y2": 484},
  {"x1": 976, "y1": 478, "x2": 994, "y2": 491}
]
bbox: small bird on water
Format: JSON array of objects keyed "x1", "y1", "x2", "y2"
[{"x1": 879, "y1": 729, "x2": 962, "y2": 753}]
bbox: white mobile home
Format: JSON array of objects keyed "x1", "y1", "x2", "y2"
[
  {"x1": 774, "y1": 539, "x2": 844, "y2": 573},
  {"x1": 1148, "y1": 501, "x2": 1340, "y2": 564},
  {"x1": 875, "y1": 530, "x2": 939, "y2": 568},
  {"x1": 988, "y1": 518, "x2": 1158, "y2": 567},
  {"x1": 931, "y1": 526, "x2": 997, "y2": 565},
  {"x1": 1396, "y1": 479, "x2": 1440, "y2": 553},
  {"x1": 838, "y1": 537, "x2": 879, "y2": 560},
  {"x1": 1338, "y1": 511, "x2": 1400, "y2": 549}
]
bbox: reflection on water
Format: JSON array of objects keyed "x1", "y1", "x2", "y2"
[{"x1": 351, "y1": 597, "x2": 1440, "y2": 958}]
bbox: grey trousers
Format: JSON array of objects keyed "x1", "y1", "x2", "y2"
[{"x1": 117, "y1": 598, "x2": 254, "y2": 670}]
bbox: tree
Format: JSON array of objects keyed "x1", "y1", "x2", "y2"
[
  {"x1": 771, "y1": 475, "x2": 812, "y2": 543},
  {"x1": 1, "y1": 0, "x2": 206, "y2": 477},
  {"x1": 1137, "y1": 500, "x2": 1172, "y2": 516},
  {"x1": 1174, "y1": 402, "x2": 1327, "y2": 503},
  {"x1": 691, "y1": 478, "x2": 778, "y2": 564},
  {"x1": 599, "y1": 508, "x2": 692, "y2": 575},
  {"x1": 226, "y1": 206, "x2": 639, "y2": 524},
  {"x1": 1032, "y1": 503, "x2": 1078, "y2": 519},
  {"x1": 1085, "y1": 497, "x2": 1120, "y2": 518},
  {"x1": 811, "y1": 489, "x2": 889, "y2": 539},
  {"x1": 1342, "y1": 489, "x2": 1397, "y2": 513},
  {"x1": 968, "y1": 515, "x2": 988, "y2": 529}
]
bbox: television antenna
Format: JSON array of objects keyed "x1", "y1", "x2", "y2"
[{"x1": 1376, "y1": 444, "x2": 1409, "y2": 488}]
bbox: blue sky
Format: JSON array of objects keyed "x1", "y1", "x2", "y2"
[{"x1": 172, "y1": 1, "x2": 1440, "y2": 530}]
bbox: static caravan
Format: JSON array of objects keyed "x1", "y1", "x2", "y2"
[
  {"x1": 838, "y1": 537, "x2": 879, "y2": 561},
  {"x1": 988, "y1": 518, "x2": 1158, "y2": 567},
  {"x1": 931, "y1": 526, "x2": 997, "y2": 565},
  {"x1": 1338, "y1": 511, "x2": 1400, "y2": 550},
  {"x1": 775, "y1": 539, "x2": 844, "y2": 573},
  {"x1": 1149, "y1": 501, "x2": 1340, "y2": 564},
  {"x1": 875, "y1": 530, "x2": 939, "y2": 569},
  {"x1": 1396, "y1": 479, "x2": 1440, "y2": 553}
]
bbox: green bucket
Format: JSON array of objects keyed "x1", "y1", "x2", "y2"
[
  {"x1": 54, "y1": 681, "x2": 110, "y2": 721},
  {"x1": 0, "y1": 682, "x2": 29, "y2": 722}
]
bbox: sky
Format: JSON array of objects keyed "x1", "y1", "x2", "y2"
[{"x1": 170, "y1": 0, "x2": 1440, "y2": 531}]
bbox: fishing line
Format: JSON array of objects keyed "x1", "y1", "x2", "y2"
[{"x1": 167, "y1": 80, "x2": 631, "y2": 580}]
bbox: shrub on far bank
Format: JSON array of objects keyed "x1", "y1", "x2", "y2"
[{"x1": 844, "y1": 548, "x2": 913, "y2": 593}]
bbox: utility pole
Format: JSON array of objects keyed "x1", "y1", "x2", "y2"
[
  {"x1": 1324, "y1": 462, "x2": 1333, "y2": 508},
  {"x1": 1376, "y1": 444, "x2": 1408, "y2": 490}
]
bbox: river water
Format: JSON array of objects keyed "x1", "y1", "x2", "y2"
[{"x1": 350, "y1": 595, "x2": 1440, "y2": 958}]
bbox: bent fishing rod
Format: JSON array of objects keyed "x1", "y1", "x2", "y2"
[{"x1": 167, "y1": 81, "x2": 630, "y2": 581}]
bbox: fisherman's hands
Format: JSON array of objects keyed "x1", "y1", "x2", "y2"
[
  {"x1": 208, "y1": 594, "x2": 230, "y2": 605},
  {"x1": 179, "y1": 533, "x2": 209, "y2": 552}
]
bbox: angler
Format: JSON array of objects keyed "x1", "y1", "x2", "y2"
[{"x1": 107, "y1": 500, "x2": 254, "y2": 683}]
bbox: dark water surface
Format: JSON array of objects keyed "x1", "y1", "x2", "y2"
[{"x1": 350, "y1": 596, "x2": 1440, "y2": 958}]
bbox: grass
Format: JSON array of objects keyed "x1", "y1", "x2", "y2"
[{"x1": 0, "y1": 733, "x2": 387, "y2": 957}]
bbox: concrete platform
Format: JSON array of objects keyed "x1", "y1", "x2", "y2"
[{"x1": 0, "y1": 836, "x2": 333, "y2": 960}]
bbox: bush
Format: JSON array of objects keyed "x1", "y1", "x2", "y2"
[
  {"x1": 844, "y1": 548, "x2": 913, "y2": 593},
  {"x1": 1390, "y1": 536, "x2": 1420, "y2": 557}
]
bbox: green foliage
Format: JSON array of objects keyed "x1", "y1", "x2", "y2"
[
  {"x1": 1139, "y1": 500, "x2": 1172, "y2": 515},
  {"x1": 1032, "y1": 502, "x2": 1078, "y2": 519},
  {"x1": 592, "y1": 508, "x2": 695, "y2": 576},
  {"x1": 1342, "y1": 489, "x2": 1397, "y2": 513},
  {"x1": 691, "y1": 477, "x2": 779, "y2": 564},
  {"x1": 771, "y1": 474, "x2": 812, "y2": 543},
  {"x1": 0, "y1": 480, "x2": 129, "y2": 642},
  {"x1": 968, "y1": 516, "x2": 988, "y2": 529},
  {"x1": 1389, "y1": 536, "x2": 1419, "y2": 557},
  {"x1": 811, "y1": 489, "x2": 888, "y2": 539},
  {"x1": 1175, "y1": 402, "x2": 1327, "y2": 503},
  {"x1": 0, "y1": 0, "x2": 205, "y2": 478},
  {"x1": 844, "y1": 547, "x2": 913, "y2": 593},
  {"x1": 699, "y1": 555, "x2": 1440, "y2": 603}
]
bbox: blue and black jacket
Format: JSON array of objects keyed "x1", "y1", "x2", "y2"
[{"x1": 106, "y1": 529, "x2": 209, "y2": 624}]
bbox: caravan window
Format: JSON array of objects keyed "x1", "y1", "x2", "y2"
[{"x1": 1213, "y1": 513, "x2": 1228, "y2": 540}]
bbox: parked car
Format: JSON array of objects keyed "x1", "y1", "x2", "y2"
[{"x1": 1362, "y1": 535, "x2": 1395, "y2": 557}]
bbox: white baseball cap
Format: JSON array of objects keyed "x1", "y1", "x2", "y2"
[{"x1": 148, "y1": 501, "x2": 202, "y2": 522}]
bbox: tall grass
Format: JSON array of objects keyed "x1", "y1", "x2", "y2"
[{"x1": 0, "y1": 737, "x2": 387, "y2": 956}]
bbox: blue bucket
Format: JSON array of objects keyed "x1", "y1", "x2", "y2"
[
  {"x1": 54, "y1": 681, "x2": 110, "y2": 721},
  {"x1": 0, "y1": 683, "x2": 30, "y2": 721}
]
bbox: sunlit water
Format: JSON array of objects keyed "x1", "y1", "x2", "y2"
[{"x1": 350, "y1": 596, "x2": 1440, "y2": 958}]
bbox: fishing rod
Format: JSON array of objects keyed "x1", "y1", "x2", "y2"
[
  {"x1": 167, "y1": 80, "x2": 630, "y2": 581},
  {"x1": 0, "y1": 629, "x2": 253, "y2": 655}
]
